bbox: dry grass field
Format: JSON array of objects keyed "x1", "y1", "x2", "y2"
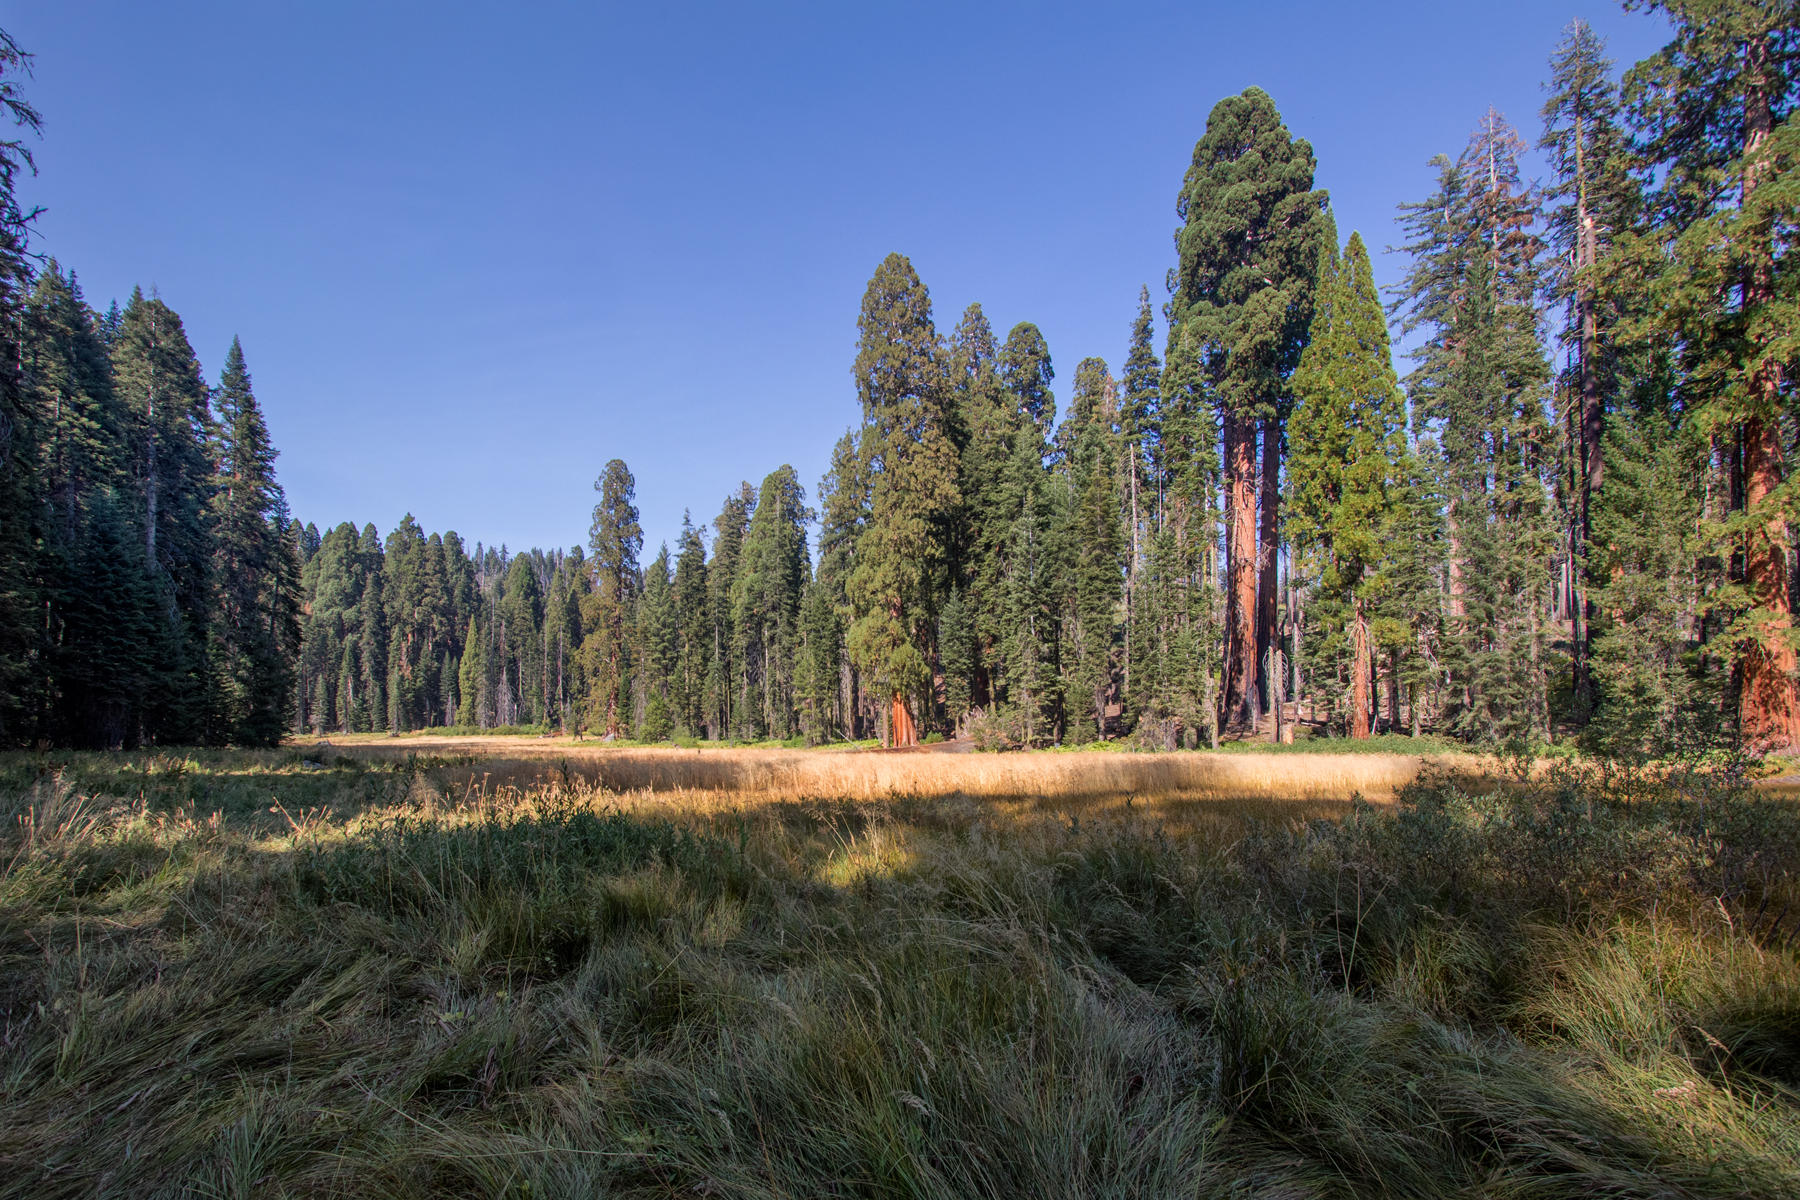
[
  {"x1": 1, "y1": 742, "x2": 1797, "y2": 1197},
  {"x1": 313, "y1": 735, "x2": 1475, "y2": 807}
]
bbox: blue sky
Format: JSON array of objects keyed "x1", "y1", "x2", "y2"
[{"x1": 9, "y1": 1, "x2": 1669, "y2": 558}]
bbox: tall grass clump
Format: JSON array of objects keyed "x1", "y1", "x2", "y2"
[{"x1": 0, "y1": 748, "x2": 1795, "y2": 1196}]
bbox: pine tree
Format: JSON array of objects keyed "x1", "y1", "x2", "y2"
[
  {"x1": 111, "y1": 289, "x2": 217, "y2": 741},
  {"x1": 845, "y1": 254, "x2": 959, "y2": 745},
  {"x1": 208, "y1": 338, "x2": 298, "y2": 745},
  {"x1": 937, "y1": 585, "x2": 975, "y2": 731},
  {"x1": 1587, "y1": 406, "x2": 1717, "y2": 757},
  {"x1": 1288, "y1": 233, "x2": 1405, "y2": 737},
  {"x1": 582, "y1": 458, "x2": 641, "y2": 735},
  {"x1": 355, "y1": 523, "x2": 387, "y2": 732},
  {"x1": 0, "y1": 29, "x2": 40, "y2": 743},
  {"x1": 637, "y1": 544, "x2": 678, "y2": 740},
  {"x1": 1057, "y1": 357, "x2": 1124, "y2": 740},
  {"x1": 499, "y1": 552, "x2": 543, "y2": 725},
  {"x1": 948, "y1": 303, "x2": 1011, "y2": 714},
  {"x1": 1392, "y1": 110, "x2": 1556, "y2": 744},
  {"x1": 456, "y1": 614, "x2": 484, "y2": 727},
  {"x1": 1119, "y1": 286, "x2": 1161, "y2": 710},
  {"x1": 706, "y1": 483, "x2": 753, "y2": 738},
  {"x1": 733, "y1": 465, "x2": 810, "y2": 738},
  {"x1": 815, "y1": 433, "x2": 866, "y2": 735},
  {"x1": 797, "y1": 578, "x2": 844, "y2": 743},
  {"x1": 672, "y1": 513, "x2": 711, "y2": 735},
  {"x1": 1150, "y1": 321, "x2": 1223, "y2": 746},
  {"x1": 1541, "y1": 20, "x2": 1639, "y2": 712}
]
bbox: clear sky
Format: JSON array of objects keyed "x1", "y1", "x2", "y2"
[{"x1": 9, "y1": 1, "x2": 1669, "y2": 558}]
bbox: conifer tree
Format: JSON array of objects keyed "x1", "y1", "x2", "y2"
[
  {"x1": 1392, "y1": 111, "x2": 1556, "y2": 743},
  {"x1": 499, "y1": 552, "x2": 543, "y2": 725},
  {"x1": 208, "y1": 338, "x2": 298, "y2": 744},
  {"x1": 845, "y1": 253, "x2": 958, "y2": 745},
  {"x1": 797, "y1": 578, "x2": 844, "y2": 742},
  {"x1": 1622, "y1": 0, "x2": 1800, "y2": 749},
  {"x1": 1541, "y1": 20, "x2": 1639, "y2": 710},
  {"x1": 1167, "y1": 88, "x2": 1330, "y2": 731},
  {"x1": 1119, "y1": 286, "x2": 1161, "y2": 705},
  {"x1": 1287, "y1": 234, "x2": 1405, "y2": 737},
  {"x1": 706, "y1": 483, "x2": 753, "y2": 737},
  {"x1": 815, "y1": 434, "x2": 866, "y2": 734},
  {"x1": 672, "y1": 514, "x2": 710, "y2": 734},
  {"x1": 456, "y1": 614, "x2": 484, "y2": 727},
  {"x1": 0, "y1": 30, "x2": 40, "y2": 742},
  {"x1": 582, "y1": 458, "x2": 641, "y2": 735},
  {"x1": 637, "y1": 545, "x2": 678, "y2": 739},
  {"x1": 947, "y1": 303, "x2": 1011, "y2": 713},
  {"x1": 1058, "y1": 357, "x2": 1124, "y2": 740},
  {"x1": 733, "y1": 465, "x2": 809, "y2": 738},
  {"x1": 111, "y1": 289, "x2": 217, "y2": 740},
  {"x1": 355, "y1": 523, "x2": 387, "y2": 731}
]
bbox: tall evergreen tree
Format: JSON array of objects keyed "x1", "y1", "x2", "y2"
[
  {"x1": 1541, "y1": 20, "x2": 1639, "y2": 711},
  {"x1": 1058, "y1": 357, "x2": 1124, "y2": 740},
  {"x1": 672, "y1": 513, "x2": 711, "y2": 735},
  {"x1": 706, "y1": 483, "x2": 753, "y2": 737},
  {"x1": 1119, "y1": 286, "x2": 1161, "y2": 707},
  {"x1": 1167, "y1": 87, "x2": 1330, "y2": 731},
  {"x1": 111, "y1": 289, "x2": 217, "y2": 741},
  {"x1": 1288, "y1": 233, "x2": 1405, "y2": 737},
  {"x1": 1622, "y1": 0, "x2": 1800, "y2": 749},
  {"x1": 0, "y1": 29, "x2": 41, "y2": 743},
  {"x1": 733, "y1": 465, "x2": 810, "y2": 738},
  {"x1": 208, "y1": 338, "x2": 298, "y2": 745},
  {"x1": 582, "y1": 458, "x2": 641, "y2": 735},
  {"x1": 845, "y1": 253, "x2": 958, "y2": 745}
]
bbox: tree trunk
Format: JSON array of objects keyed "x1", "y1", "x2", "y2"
[
  {"x1": 1223, "y1": 410, "x2": 1258, "y2": 730},
  {"x1": 1257, "y1": 416, "x2": 1280, "y2": 712},
  {"x1": 1350, "y1": 599, "x2": 1372, "y2": 739},
  {"x1": 1739, "y1": 417, "x2": 1798, "y2": 749},
  {"x1": 889, "y1": 691, "x2": 918, "y2": 748},
  {"x1": 1386, "y1": 647, "x2": 1401, "y2": 734}
]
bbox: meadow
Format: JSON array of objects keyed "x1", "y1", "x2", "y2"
[{"x1": 1, "y1": 742, "x2": 1797, "y2": 1197}]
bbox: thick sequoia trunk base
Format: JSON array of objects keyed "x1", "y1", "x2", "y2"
[
  {"x1": 889, "y1": 692, "x2": 919, "y2": 748},
  {"x1": 1740, "y1": 415, "x2": 1800, "y2": 752}
]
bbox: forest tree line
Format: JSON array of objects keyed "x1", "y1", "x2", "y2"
[{"x1": 1, "y1": 4, "x2": 1796, "y2": 755}]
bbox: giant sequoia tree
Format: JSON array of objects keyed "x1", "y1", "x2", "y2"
[
  {"x1": 1624, "y1": 0, "x2": 1800, "y2": 750},
  {"x1": 846, "y1": 253, "x2": 958, "y2": 746},
  {"x1": 1167, "y1": 87, "x2": 1329, "y2": 732}
]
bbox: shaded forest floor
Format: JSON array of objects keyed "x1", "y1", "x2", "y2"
[{"x1": 1, "y1": 746, "x2": 1798, "y2": 1197}]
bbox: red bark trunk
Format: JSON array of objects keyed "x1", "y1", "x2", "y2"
[
  {"x1": 1350, "y1": 600, "x2": 1372, "y2": 739},
  {"x1": 1739, "y1": 417, "x2": 1798, "y2": 750},
  {"x1": 889, "y1": 692, "x2": 918, "y2": 748},
  {"x1": 1223, "y1": 411, "x2": 1259, "y2": 731},
  {"x1": 1257, "y1": 416, "x2": 1280, "y2": 715}
]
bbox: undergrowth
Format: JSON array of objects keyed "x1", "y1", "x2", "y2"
[{"x1": 0, "y1": 751, "x2": 1795, "y2": 1197}]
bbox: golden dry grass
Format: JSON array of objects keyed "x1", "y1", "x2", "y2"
[{"x1": 318, "y1": 738, "x2": 1484, "y2": 808}]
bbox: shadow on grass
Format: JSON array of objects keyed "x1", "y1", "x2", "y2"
[{"x1": 0, "y1": 754, "x2": 1797, "y2": 1197}]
